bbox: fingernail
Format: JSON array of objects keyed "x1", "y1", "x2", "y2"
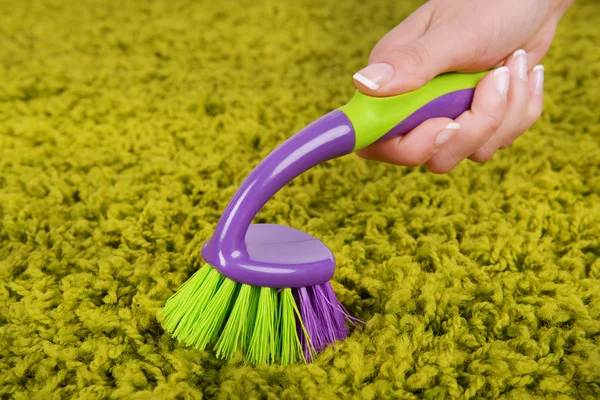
[
  {"x1": 532, "y1": 65, "x2": 544, "y2": 95},
  {"x1": 494, "y1": 66, "x2": 510, "y2": 99},
  {"x1": 513, "y1": 49, "x2": 528, "y2": 81},
  {"x1": 435, "y1": 122, "x2": 460, "y2": 149},
  {"x1": 353, "y1": 63, "x2": 395, "y2": 90}
]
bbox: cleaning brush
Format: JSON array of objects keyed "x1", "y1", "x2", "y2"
[{"x1": 159, "y1": 71, "x2": 488, "y2": 364}]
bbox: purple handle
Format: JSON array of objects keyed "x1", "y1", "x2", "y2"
[
  {"x1": 201, "y1": 110, "x2": 356, "y2": 287},
  {"x1": 376, "y1": 88, "x2": 475, "y2": 142},
  {"x1": 201, "y1": 89, "x2": 475, "y2": 288}
]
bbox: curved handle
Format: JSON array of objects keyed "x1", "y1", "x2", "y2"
[
  {"x1": 338, "y1": 71, "x2": 488, "y2": 151},
  {"x1": 202, "y1": 71, "x2": 488, "y2": 277},
  {"x1": 202, "y1": 110, "x2": 356, "y2": 270}
]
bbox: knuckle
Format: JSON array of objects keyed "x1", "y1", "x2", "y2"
[
  {"x1": 387, "y1": 44, "x2": 431, "y2": 81},
  {"x1": 481, "y1": 113, "x2": 503, "y2": 133},
  {"x1": 390, "y1": 43, "x2": 428, "y2": 65},
  {"x1": 428, "y1": 164, "x2": 455, "y2": 174},
  {"x1": 426, "y1": 144, "x2": 464, "y2": 174},
  {"x1": 470, "y1": 148, "x2": 495, "y2": 163},
  {"x1": 426, "y1": 158, "x2": 455, "y2": 174},
  {"x1": 399, "y1": 152, "x2": 427, "y2": 167}
]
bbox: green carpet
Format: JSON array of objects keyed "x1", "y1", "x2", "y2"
[{"x1": 1, "y1": 0, "x2": 599, "y2": 398}]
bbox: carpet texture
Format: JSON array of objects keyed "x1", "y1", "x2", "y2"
[{"x1": 1, "y1": 0, "x2": 600, "y2": 398}]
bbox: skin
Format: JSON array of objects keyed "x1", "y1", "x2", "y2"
[{"x1": 353, "y1": 0, "x2": 575, "y2": 173}]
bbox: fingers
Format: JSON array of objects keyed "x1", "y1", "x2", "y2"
[
  {"x1": 469, "y1": 50, "x2": 532, "y2": 160},
  {"x1": 355, "y1": 60, "x2": 546, "y2": 171},
  {"x1": 352, "y1": 3, "x2": 464, "y2": 97},
  {"x1": 355, "y1": 118, "x2": 459, "y2": 166},
  {"x1": 367, "y1": 2, "x2": 433, "y2": 56},
  {"x1": 356, "y1": 68, "x2": 511, "y2": 171},
  {"x1": 502, "y1": 65, "x2": 545, "y2": 148},
  {"x1": 354, "y1": 32, "x2": 461, "y2": 97},
  {"x1": 424, "y1": 67, "x2": 510, "y2": 173},
  {"x1": 470, "y1": 49, "x2": 544, "y2": 160}
]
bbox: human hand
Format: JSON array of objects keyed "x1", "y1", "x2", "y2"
[{"x1": 353, "y1": 0, "x2": 574, "y2": 173}]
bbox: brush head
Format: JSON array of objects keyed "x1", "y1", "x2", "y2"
[
  {"x1": 202, "y1": 224, "x2": 337, "y2": 288},
  {"x1": 159, "y1": 264, "x2": 355, "y2": 364},
  {"x1": 159, "y1": 111, "x2": 363, "y2": 363}
]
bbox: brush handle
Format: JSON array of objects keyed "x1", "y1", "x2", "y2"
[
  {"x1": 338, "y1": 71, "x2": 487, "y2": 151},
  {"x1": 202, "y1": 71, "x2": 488, "y2": 287}
]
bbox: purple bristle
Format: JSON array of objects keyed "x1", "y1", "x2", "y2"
[
  {"x1": 296, "y1": 287, "x2": 321, "y2": 360},
  {"x1": 293, "y1": 282, "x2": 365, "y2": 361},
  {"x1": 314, "y1": 283, "x2": 349, "y2": 341}
]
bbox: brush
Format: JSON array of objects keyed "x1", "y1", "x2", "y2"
[{"x1": 158, "y1": 71, "x2": 488, "y2": 364}]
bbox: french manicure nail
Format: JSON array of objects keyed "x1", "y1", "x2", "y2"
[
  {"x1": 494, "y1": 67, "x2": 510, "y2": 99},
  {"x1": 435, "y1": 122, "x2": 460, "y2": 148},
  {"x1": 513, "y1": 49, "x2": 528, "y2": 81},
  {"x1": 353, "y1": 63, "x2": 395, "y2": 90},
  {"x1": 532, "y1": 65, "x2": 544, "y2": 95}
]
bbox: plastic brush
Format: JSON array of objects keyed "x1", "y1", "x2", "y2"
[{"x1": 159, "y1": 71, "x2": 488, "y2": 364}]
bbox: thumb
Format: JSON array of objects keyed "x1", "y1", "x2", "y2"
[{"x1": 353, "y1": 24, "x2": 462, "y2": 97}]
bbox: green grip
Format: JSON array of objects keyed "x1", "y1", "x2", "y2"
[{"x1": 338, "y1": 71, "x2": 488, "y2": 151}]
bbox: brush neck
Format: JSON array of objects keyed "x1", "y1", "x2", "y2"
[{"x1": 202, "y1": 110, "x2": 355, "y2": 263}]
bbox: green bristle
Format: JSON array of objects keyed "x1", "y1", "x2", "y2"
[
  {"x1": 279, "y1": 288, "x2": 304, "y2": 365},
  {"x1": 177, "y1": 268, "x2": 224, "y2": 346},
  {"x1": 274, "y1": 291, "x2": 281, "y2": 353},
  {"x1": 161, "y1": 264, "x2": 212, "y2": 319},
  {"x1": 243, "y1": 285, "x2": 260, "y2": 350},
  {"x1": 160, "y1": 265, "x2": 222, "y2": 344},
  {"x1": 161, "y1": 265, "x2": 313, "y2": 365},
  {"x1": 189, "y1": 276, "x2": 239, "y2": 350},
  {"x1": 247, "y1": 287, "x2": 278, "y2": 364},
  {"x1": 214, "y1": 283, "x2": 256, "y2": 359}
]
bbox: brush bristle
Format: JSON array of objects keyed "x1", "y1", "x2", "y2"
[{"x1": 159, "y1": 264, "x2": 355, "y2": 365}]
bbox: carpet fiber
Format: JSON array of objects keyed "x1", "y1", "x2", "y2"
[{"x1": 1, "y1": 0, "x2": 600, "y2": 398}]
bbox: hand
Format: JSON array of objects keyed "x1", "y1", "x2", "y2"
[{"x1": 353, "y1": 0, "x2": 574, "y2": 173}]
